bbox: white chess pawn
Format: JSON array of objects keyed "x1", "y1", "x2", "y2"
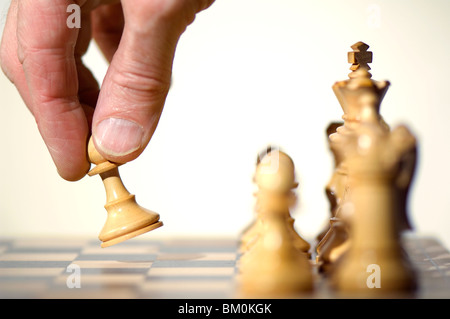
[
  {"x1": 87, "y1": 137, "x2": 163, "y2": 248},
  {"x1": 238, "y1": 205, "x2": 314, "y2": 297},
  {"x1": 238, "y1": 149, "x2": 314, "y2": 297},
  {"x1": 240, "y1": 149, "x2": 310, "y2": 255}
]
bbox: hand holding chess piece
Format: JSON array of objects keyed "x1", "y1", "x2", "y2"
[{"x1": 87, "y1": 137, "x2": 163, "y2": 248}]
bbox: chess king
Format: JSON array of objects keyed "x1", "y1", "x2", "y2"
[
  {"x1": 87, "y1": 137, "x2": 163, "y2": 248},
  {"x1": 316, "y1": 42, "x2": 417, "y2": 278},
  {"x1": 323, "y1": 42, "x2": 417, "y2": 293},
  {"x1": 316, "y1": 42, "x2": 389, "y2": 271}
]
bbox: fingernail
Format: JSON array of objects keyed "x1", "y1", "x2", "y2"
[{"x1": 93, "y1": 118, "x2": 144, "y2": 157}]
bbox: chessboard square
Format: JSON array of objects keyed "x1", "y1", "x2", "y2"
[
  {"x1": 147, "y1": 267, "x2": 235, "y2": 277},
  {"x1": 5, "y1": 247, "x2": 82, "y2": 254},
  {"x1": 75, "y1": 253, "x2": 157, "y2": 262},
  {"x1": 73, "y1": 267, "x2": 149, "y2": 275},
  {"x1": 40, "y1": 287, "x2": 139, "y2": 299},
  {"x1": 80, "y1": 244, "x2": 159, "y2": 255},
  {"x1": 10, "y1": 238, "x2": 89, "y2": 249},
  {"x1": 0, "y1": 267, "x2": 64, "y2": 277},
  {"x1": 0, "y1": 281, "x2": 50, "y2": 298},
  {"x1": 157, "y1": 252, "x2": 237, "y2": 261},
  {"x1": 151, "y1": 260, "x2": 236, "y2": 268},
  {"x1": 160, "y1": 239, "x2": 237, "y2": 253},
  {"x1": 53, "y1": 273, "x2": 146, "y2": 286},
  {"x1": 0, "y1": 253, "x2": 78, "y2": 261},
  {"x1": 0, "y1": 261, "x2": 73, "y2": 268},
  {"x1": 69, "y1": 260, "x2": 153, "y2": 269}
]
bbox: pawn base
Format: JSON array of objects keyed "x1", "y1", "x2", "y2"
[{"x1": 100, "y1": 221, "x2": 163, "y2": 248}]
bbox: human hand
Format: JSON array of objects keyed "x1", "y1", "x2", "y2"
[{"x1": 0, "y1": 0, "x2": 214, "y2": 181}]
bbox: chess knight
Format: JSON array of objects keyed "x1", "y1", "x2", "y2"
[{"x1": 319, "y1": 42, "x2": 418, "y2": 293}]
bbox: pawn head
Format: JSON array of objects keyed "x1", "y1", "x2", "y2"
[{"x1": 254, "y1": 149, "x2": 298, "y2": 192}]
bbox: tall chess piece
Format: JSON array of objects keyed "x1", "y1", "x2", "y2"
[
  {"x1": 326, "y1": 62, "x2": 417, "y2": 293},
  {"x1": 87, "y1": 137, "x2": 163, "y2": 248},
  {"x1": 333, "y1": 43, "x2": 416, "y2": 234},
  {"x1": 331, "y1": 115, "x2": 418, "y2": 293},
  {"x1": 316, "y1": 42, "x2": 390, "y2": 271}
]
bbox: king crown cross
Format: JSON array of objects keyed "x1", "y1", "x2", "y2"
[{"x1": 348, "y1": 41, "x2": 373, "y2": 77}]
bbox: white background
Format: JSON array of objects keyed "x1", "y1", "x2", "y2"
[{"x1": 1, "y1": 0, "x2": 449, "y2": 249}]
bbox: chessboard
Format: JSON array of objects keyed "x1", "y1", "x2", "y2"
[{"x1": 1, "y1": 235, "x2": 449, "y2": 299}]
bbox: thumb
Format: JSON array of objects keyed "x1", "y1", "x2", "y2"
[{"x1": 92, "y1": 0, "x2": 205, "y2": 163}]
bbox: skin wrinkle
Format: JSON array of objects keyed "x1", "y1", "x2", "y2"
[
  {"x1": 34, "y1": 101, "x2": 85, "y2": 141},
  {"x1": 98, "y1": 59, "x2": 169, "y2": 117},
  {"x1": 101, "y1": 88, "x2": 163, "y2": 124},
  {"x1": 114, "y1": 46, "x2": 172, "y2": 81},
  {"x1": 25, "y1": 61, "x2": 79, "y2": 104},
  {"x1": 17, "y1": 1, "x2": 78, "y2": 51},
  {"x1": 109, "y1": 68, "x2": 170, "y2": 102},
  {"x1": 113, "y1": 28, "x2": 174, "y2": 85}
]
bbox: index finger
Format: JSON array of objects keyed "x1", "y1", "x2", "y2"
[{"x1": 17, "y1": 0, "x2": 90, "y2": 181}]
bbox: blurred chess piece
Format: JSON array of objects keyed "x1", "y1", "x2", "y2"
[
  {"x1": 331, "y1": 121, "x2": 417, "y2": 293},
  {"x1": 87, "y1": 137, "x2": 163, "y2": 248},
  {"x1": 316, "y1": 42, "x2": 391, "y2": 271},
  {"x1": 324, "y1": 56, "x2": 418, "y2": 293},
  {"x1": 316, "y1": 123, "x2": 343, "y2": 244},
  {"x1": 238, "y1": 149, "x2": 313, "y2": 296},
  {"x1": 238, "y1": 207, "x2": 314, "y2": 297},
  {"x1": 316, "y1": 217, "x2": 350, "y2": 274},
  {"x1": 239, "y1": 146, "x2": 278, "y2": 252},
  {"x1": 240, "y1": 148, "x2": 310, "y2": 255}
]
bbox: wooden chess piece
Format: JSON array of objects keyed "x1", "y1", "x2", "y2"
[
  {"x1": 316, "y1": 217, "x2": 350, "y2": 274},
  {"x1": 238, "y1": 149, "x2": 314, "y2": 298},
  {"x1": 87, "y1": 137, "x2": 163, "y2": 248},
  {"x1": 238, "y1": 150, "x2": 314, "y2": 296},
  {"x1": 315, "y1": 128, "x2": 351, "y2": 272},
  {"x1": 316, "y1": 122, "x2": 343, "y2": 244},
  {"x1": 238, "y1": 208, "x2": 314, "y2": 297},
  {"x1": 239, "y1": 146, "x2": 278, "y2": 252},
  {"x1": 347, "y1": 41, "x2": 373, "y2": 79},
  {"x1": 316, "y1": 42, "x2": 389, "y2": 269},
  {"x1": 330, "y1": 69, "x2": 417, "y2": 293},
  {"x1": 239, "y1": 149, "x2": 310, "y2": 256}
]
